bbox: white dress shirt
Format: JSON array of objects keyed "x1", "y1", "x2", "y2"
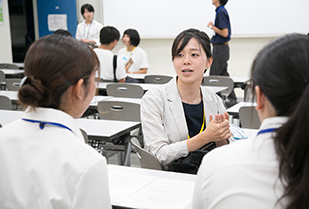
[
  {"x1": 75, "y1": 19, "x2": 103, "y2": 46},
  {"x1": 0, "y1": 107, "x2": 111, "y2": 209},
  {"x1": 192, "y1": 116, "x2": 288, "y2": 209},
  {"x1": 117, "y1": 47, "x2": 149, "y2": 73},
  {"x1": 141, "y1": 77, "x2": 227, "y2": 166},
  {"x1": 94, "y1": 48, "x2": 127, "y2": 81}
]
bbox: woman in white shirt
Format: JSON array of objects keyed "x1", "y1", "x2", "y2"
[
  {"x1": 193, "y1": 34, "x2": 309, "y2": 208},
  {"x1": 75, "y1": 4, "x2": 103, "y2": 46},
  {"x1": 141, "y1": 29, "x2": 231, "y2": 174},
  {"x1": 117, "y1": 29, "x2": 149, "y2": 74},
  {"x1": 0, "y1": 35, "x2": 111, "y2": 209}
]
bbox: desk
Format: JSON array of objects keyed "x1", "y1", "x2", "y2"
[
  {"x1": 98, "y1": 82, "x2": 227, "y2": 94},
  {"x1": 0, "y1": 69, "x2": 24, "y2": 78},
  {"x1": 13, "y1": 62, "x2": 24, "y2": 69},
  {"x1": 0, "y1": 90, "x2": 18, "y2": 101},
  {"x1": 108, "y1": 164, "x2": 196, "y2": 209},
  {"x1": 227, "y1": 101, "x2": 256, "y2": 116},
  {"x1": 105, "y1": 97, "x2": 141, "y2": 104}
]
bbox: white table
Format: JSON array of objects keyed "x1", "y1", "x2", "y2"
[
  {"x1": 13, "y1": 62, "x2": 24, "y2": 69},
  {"x1": 0, "y1": 90, "x2": 18, "y2": 101},
  {"x1": 108, "y1": 164, "x2": 196, "y2": 209},
  {"x1": 0, "y1": 69, "x2": 24, "y2": 77},
  {"x1": 89, "y1": 95, "x2": 112, "y2": 107},
  {"x1": 227, "y1": 101, "x2": 256, "y2": 115},
  {"x1": 105, "y1": 97, "x2": 141, "y2": 104},
  {"x1": 98, "y1": 82, "x2": 227, "y2": 94}
]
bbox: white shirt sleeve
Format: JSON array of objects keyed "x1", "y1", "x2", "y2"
[
  {"x1": 139, "y1": 48, "x2": 149, "y2": 69},
  {"x1": 75, "y1": 23, "x2": 83, "y2": 40},
  {"x1": 71, "y1": 157, "x2": 111, "y2": 209}
]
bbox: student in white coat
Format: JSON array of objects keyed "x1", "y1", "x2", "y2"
[
  {"x1": 141, "y1": 29, "x2": 231, "y2": 174},
  {"x1": 0, "y1": 35, "x2": 111, "y2": 209},
  {"x1": 75, "y1": 4, "x2": 103, "y2": 46},
  {"x1": 192, "y1": 34, "x2": 309, "y2": 209}
]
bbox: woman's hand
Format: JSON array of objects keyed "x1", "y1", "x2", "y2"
[
  {"x1": 202, "y1": 113, "x2": 231, "y2": 143},
  {"x1": 211, "y1": 112, "x2": 231, "y2": 147},
  {"x1": 125, "y1": 63, "x2": 131, "y2": 73}
]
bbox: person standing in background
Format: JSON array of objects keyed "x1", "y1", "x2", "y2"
[
  {"x1": 207, "y1": 0, "x2": 237, "y2": 106},
  {"x1": 75, "y1": 4, "x2": 103, "y2": 46}
]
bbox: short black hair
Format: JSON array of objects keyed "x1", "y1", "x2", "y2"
[
  {"x1": 99, "y1": 26, "x2": 120, "y2": 45},
  {"x1": 123, "y1": 29, "x2": 140, "y2": 47},
  {"x1": 81, "y1": 4, "x2": 94, "y2": 16},
  {"x1": 219, "y1": 0, "x2": 228, "y2": 5},
  {"x1": 53, "y1": 29, "x2": 72, "y2": 37}
]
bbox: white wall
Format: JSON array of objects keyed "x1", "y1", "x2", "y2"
[{"x1": 0, "y1": 0, "x2": 12, "y2": 63}]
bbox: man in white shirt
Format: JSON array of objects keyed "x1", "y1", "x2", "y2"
[{"x1": 94, "y1": 26, "x2": 126, "y2": 82}]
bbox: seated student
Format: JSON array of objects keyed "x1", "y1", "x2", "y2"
[
  {"x1": 141, "y1": 29, "x2": 231, "y2": 174},
  {"x1": 192, "y1": 34, "x2": 309, "y2": 209},
  {"x1": 75, "y1": 4, "x2": 103, "y2": 46},
  {"x1": 0, "y1": 35, "x2": 111, "y2": 209},
  {"x1": 117, "y1": 29, "x2": 149, "y2": 74},
  {"x1": 94, "y1": 26, "x2": 126, "y2": 82},
  {"x1": 54, "y1": 29, "x2": 73, "y2": 37}
]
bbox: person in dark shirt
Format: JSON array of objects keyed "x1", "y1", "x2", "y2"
[{"x1": 207, "y1": 0, "x2": 237, "y2": 105}]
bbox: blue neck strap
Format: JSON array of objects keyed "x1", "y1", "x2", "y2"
[
  {"x1": 257, "y1": 128, "x2": 277, "y2": 136},
  {"x1": 22, "y1": 118, "x2": 73, "y2": 132},
  {"x1": 216, "y1": 5, "x2": 224, "y2": 14}
]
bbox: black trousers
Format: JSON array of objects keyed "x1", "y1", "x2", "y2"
[{"x1": 210, "y1": 44, "x2": 237, "y2": 102}]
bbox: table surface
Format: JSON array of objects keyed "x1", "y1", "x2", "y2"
[
  {"x1": 0, "y1": 90, "x2": 18, "y2": 101},
  {"x1": 227, "y1": 101, "x2": 257, "y2": 114},
  {"x1": 107, "y1": 164, "x2": 196, "y2": 209},
  {"x1": 0, "y1": 69, "x2": 24, "y2": 75}
]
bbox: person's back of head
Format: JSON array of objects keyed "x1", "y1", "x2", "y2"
[
  {"x1": 219, "y1": 0, "x2": 228, "y2": 6},
  {"x1": 19, "y1": 35, "x2": 100, "y2": 110},
  {"x1": 54, "y1": 29, "x2": 72, "y2": 37},
  {"x1": 99, "y1": 26, "x2": 120, "y2": 45},
  {"x1": 123, "y1": 29, "x2": 140, "y2": 47},
  {"x1": 251, "y1": 33, "x2": 309, "y2": 209}
]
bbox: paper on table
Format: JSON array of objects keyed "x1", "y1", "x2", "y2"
[
  {"x1": 121, "y1": 178, "x2": 195, "y2": 209},
  {"x1": 108, "y1": 172, "x2": 158, "y2": 204}
]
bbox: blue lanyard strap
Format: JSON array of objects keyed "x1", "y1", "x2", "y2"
[
  {"x1": 84, "y1": 21, "x2": 93, "y2": 39},
  {"x1": 216, "y1": 5, "x2": 224, "y2": 14},
  {"x1": 257, "y1": 128, "x2": 277, "y2": 136},
  {"x1": 22, "y1": 118, "x2": 73, "y2": 132}
]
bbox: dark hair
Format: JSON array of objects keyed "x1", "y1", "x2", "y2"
[
  {"x1": 19, "y1": 35, "x2": 100, "y2": 109},
  {"x1": 99, "y1": 26, "x2": 120, "y2": 45},
  {"x1": 54, "y1": 29, "x2": 72, "y2": 37},
  {"x1": 171, "y1": 28, "x2": 212, "y2": 61},
  {"x1": 123, "y1": 29, "x2": 140, "y2": 46},
  {"x1": 219, "y1": 0, "x2": 228, "y2": 5},
  {"x1": 81, "y1": 4, "x2": 94, "y2": 16},
  {"x1": 251, "y1": 34, "x2": 309, "y2": 209}
]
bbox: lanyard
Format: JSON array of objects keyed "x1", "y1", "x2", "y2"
[
  {"x1": 83, "y1": 21, "x2": 93, "y2": 39},
  {"x1": 22, "y1": 118, "x2": 73, "y2": 132},
  {"x1": 257, "y1": 128, "x2": 277, "y2": 136},
  {"x1": 187, "y1": 108, "x2": 205, "y2": 139},
  {"x1": 216, "y1": 5, "x2": 224, "y2": 15},
  {"x1": 124, "y1": 47, "x2": 136, "y2": 58}
]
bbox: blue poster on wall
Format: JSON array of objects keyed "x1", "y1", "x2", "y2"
[{"x1": 37, "y1": 0, "x2": 77, "y2": 37}]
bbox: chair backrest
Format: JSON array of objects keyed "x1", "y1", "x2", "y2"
[
  {"x1": 0, "y1": 95, "x2": 12, "y2": 110},
  {"x1": 0, "y1": 70, "x2": 5, "y2": 83},
  {"x1": 144, "y1": 75, "x2": 173, "y2": 84},
  {"x1": 97, "y1": 101, "x2": 140, "y2": 122},
  {"x1": 106, "y1": 83, "x2": 144, "y2": 98},
  {"x1": 0, "y1": 63, "x2": 19, "y2": 69},
  {"x1": 202, "y1": 76, "x2": 234, "y2": 98},
  {"x1": 5, "y1": 79, "x2": 21, "y2": 91},
  {"x1": 239, "y1": 106, "x2": 261, "y2": 129},
  {"x1": 131, "y1": 137, "x2": 162, "y2": 170},
  {"x1": 80, "y1": 128, "x2": 89, "y2": 144}
]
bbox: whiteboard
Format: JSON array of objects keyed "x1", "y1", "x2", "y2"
[{"x1": 103, "y1": 0, "x2": 309, "y2": 38}]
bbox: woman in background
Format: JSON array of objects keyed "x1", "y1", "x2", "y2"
[
  {"x1": 117, "y1": 29, "x2": 149, "y2": 74},
  {"x1": 0, "y1": 35, "x2": 111, "y2": 209},
  {"x1": 193, "y1": 34, "x2": 309, "y2": 209},
  {"x1": 75, "y1": 3, "x2": 103, "y2": 46},
  {"x1": 141, "y1": 29, "x2": 231, "y2": 174}
]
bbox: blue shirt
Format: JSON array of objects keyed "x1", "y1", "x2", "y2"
[{"x1": 211, "y1": 6, "x2": 231, "y2": 44}]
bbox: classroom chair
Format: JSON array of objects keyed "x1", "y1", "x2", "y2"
[
  {"x1": 202, "y1": 76, "x2": 234, "y2": 101},
  {"x1": 131, "y1": 137, "x2": 162, "y2": 170},
  {"x1": 5, "y1": 79, "x2": 21, "y2": 91},
  {"x1": 0, "y1": 96, "x2": 12, "y2": 110},
  {"x1": 106, "y1": 83, "x2": 144, "y2": 98},
  {"x1": 239, "y1": 106, "x2": 261, "y2": 129},
  {"x1": 144, "y1": 75, "x2": 173, "y2": 84},
  {"x1": 0, "y1": 63, "x2": 19, "y2": 69},
  {"x1": 0, "y1": 70, "x2": 5, "y2": 83}
]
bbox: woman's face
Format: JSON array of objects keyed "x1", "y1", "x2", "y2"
[
  {"x1": 122, "y1": 34, "x2": 131, "y2": 46},
  {"x1": 83, "y1": 9, "x2": 93, "y2": 22},
  {"x1": 173, "y1": 38, "x2": 211, "y2": 85}
]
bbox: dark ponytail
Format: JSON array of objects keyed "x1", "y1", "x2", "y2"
[{"x1": 251, "y1": 34, "x2": 309, "y2": 209}]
